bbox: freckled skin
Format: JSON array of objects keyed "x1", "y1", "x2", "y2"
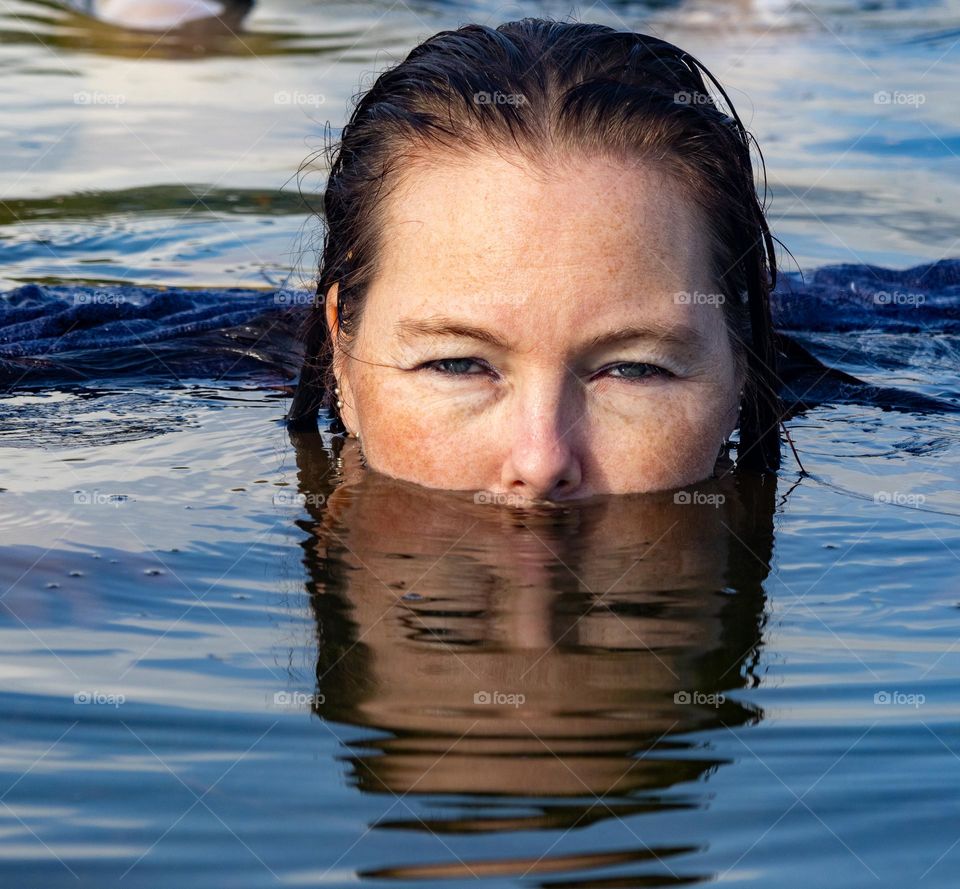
[{"x1": 326, "y1": 150, "x2": 742, "y2": 501}]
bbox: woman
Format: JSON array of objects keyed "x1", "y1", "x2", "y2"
[{"x1": 289, "y1": 18, "x2": 782, "y2": 501}]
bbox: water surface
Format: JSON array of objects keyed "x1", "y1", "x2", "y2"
[{"x1": 1, "y1": 0, "x2": 960, "y2": 886}]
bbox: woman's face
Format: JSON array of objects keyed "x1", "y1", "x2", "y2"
[{"x1": 327, "y1": 150, "x2": 743, "y2": 501}]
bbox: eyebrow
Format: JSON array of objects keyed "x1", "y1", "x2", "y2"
[
  {"x1": 585, "y1": 323, "x2": 706, "y2": 352},
  {"x1": 396, "y1": 317, "x2": 509, "y2": 348},
  {"x1": 396, "y1": 316, "x2": 706, "y2": 352}
]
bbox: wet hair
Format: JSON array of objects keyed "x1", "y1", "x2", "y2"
[{"x1": 288, "y1": 17, "x2": 782, "y2": 471}]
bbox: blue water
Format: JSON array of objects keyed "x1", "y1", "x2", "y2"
[{"x1": 1, "y1": 0, "x2": 960, "y2": 887}]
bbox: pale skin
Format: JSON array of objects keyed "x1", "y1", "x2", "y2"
[{"x1": 326, "y1": 149, "x2": 744, "y2": 502}]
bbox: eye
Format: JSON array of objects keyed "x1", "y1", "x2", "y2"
[
  {"x1": 596, "y1": 362, "x2": 673, "y2": 381},
  {"x1": 420, "y1": 357, "x2": 493, "y2": 377}
]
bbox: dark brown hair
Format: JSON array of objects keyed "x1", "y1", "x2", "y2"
[{"x1": 288, "y1": 17, "x2": 782, "y2": 471}]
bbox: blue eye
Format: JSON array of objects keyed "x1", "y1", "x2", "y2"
[
  {"x1": 600, "y1": 362, "x2": 671, "y2": 381},
  {"x1": 417, "y1": 359, "x2": 669, "y2": 381},
  {"x1": 422, "y1": 357, "x2": 490, "y2": 376}
]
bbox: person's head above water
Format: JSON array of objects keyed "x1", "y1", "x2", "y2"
[{"x1": 289, "y1": 17, "x2": 783, "y2": 501}]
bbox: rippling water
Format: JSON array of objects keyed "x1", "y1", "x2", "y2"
[
  {"x1": 1, "y1": 0, "x2": 959, "y2": 886},
  {"x1": 1, "y1": 388, "x2": 958, "y2": 887}
]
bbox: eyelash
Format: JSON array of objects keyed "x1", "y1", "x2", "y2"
[
  {"x1": 418, "y1": 358, "x2": 673, "y2": 382},
  {"x1": 421, "y1": 357, "x2": 494, "y2": 377}
]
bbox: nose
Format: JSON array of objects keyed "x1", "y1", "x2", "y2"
[{"x1": 498, "y1": 376, "x2": 584, "y2": 501}]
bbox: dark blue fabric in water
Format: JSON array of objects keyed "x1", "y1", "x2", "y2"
[
  {"x1": 0, "y1": 282, "x2": 305, "y2": 386},
  {"x1": 773, "y1": 260, "x2": 960, "y2": 332},
  {"x1": 0, "y1": 262, "x2": 957, "y2": 411},
  {"x1": 0, "y1": 283, "x2": 283, "y2": 357}
]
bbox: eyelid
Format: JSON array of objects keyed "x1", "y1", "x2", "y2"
[
  {"x1": 414, "y1": 358, "x2": 673, "y2": 382},
  {"x1": 418, "y1": 357, "x2": 498, "y2": 377},
  {"x1": 592, "y1": 361, "x2": 674, "y2": 381}
]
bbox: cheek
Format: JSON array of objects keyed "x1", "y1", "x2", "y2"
[
  {"x1": 352, "y1": 371, "x2": 502, "y2": 490},
  {"x1": 589, "y1": 382, "x2": 735, "y2": 493}
]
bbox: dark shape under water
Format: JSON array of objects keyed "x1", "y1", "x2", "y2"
[
  {"x1": 83, "y1": 0, "x2": 255, "y2": 33},
  {"x1": 2, "y1": 0, "x2": 365, "y2": 61}
]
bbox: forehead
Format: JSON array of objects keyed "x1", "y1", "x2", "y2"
[{"x1": 367, "y1": 149, "x2": 719, "y2": 330}]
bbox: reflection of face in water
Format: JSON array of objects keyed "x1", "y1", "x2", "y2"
[{"x1": 290, "y1": 433, "x2": 775, "y2": 880}]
